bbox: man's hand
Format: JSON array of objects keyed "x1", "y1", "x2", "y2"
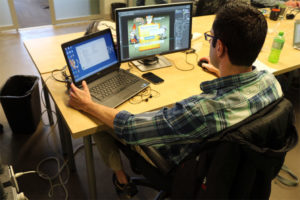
[
  {"x1": 69, "y1": 81, "x2": 93, "y2": 112},
  {"x1": 286, "y1": 0, "x2": 300, "y2": 8}
]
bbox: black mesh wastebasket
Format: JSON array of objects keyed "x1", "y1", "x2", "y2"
[
  {"x1": 0, "y1": 75, "x2": 41, "y2": 134},
  {"x1": 111, "y1": 3, "x2": 126, "y2": 21}
]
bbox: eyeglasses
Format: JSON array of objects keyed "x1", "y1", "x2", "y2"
[{"x1": 204, "y1": 31, "x2": 217, "y2": 42}]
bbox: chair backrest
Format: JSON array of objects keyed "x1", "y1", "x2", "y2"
[
  {"x1": 170, "y1": 97, "x2": 298, "y2": 199},
  {"x1": 139, "y1": 98, "x2": 298, "y2": 198}
]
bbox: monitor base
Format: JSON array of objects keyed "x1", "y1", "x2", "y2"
[{"x1": 131, "y1": 56, "x2": 172, "y2": 72}]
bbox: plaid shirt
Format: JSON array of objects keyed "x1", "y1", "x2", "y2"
[{"x1": 114, "y1": 68, "x2": 283, "y2": 164}]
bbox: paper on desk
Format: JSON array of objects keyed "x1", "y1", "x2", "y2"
[{"x1": 253, "y1": 59, "x2": 277, "y2": 73}]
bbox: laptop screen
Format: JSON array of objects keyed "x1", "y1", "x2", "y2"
[{"x1": 62, "y1": 29, "x2": 118, "y2": 83}]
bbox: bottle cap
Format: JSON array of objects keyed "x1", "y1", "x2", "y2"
[
  {"x1": 271, "y1": 8, "x2": 280, "y2": 12},
  {"x1": 279, "y1": 31, "x2": 284, "y2": 36}
]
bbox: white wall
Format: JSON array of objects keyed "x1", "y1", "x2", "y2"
[
  {"x1": 103, "y1": 0, "x2": 172, "y2": 17},
  {"x1": 0, "y1": 0, "x2": 13, "y2": 27},
  {"x1": 53, "y1": 0, "x2": 100, "y2": 20}
]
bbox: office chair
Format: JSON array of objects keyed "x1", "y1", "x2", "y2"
[{"x1": 116, "y1": 97, "x2": 298, "y2": 199}]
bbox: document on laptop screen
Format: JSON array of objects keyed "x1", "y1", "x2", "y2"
[
  {"x1": 63, "y1": 31, "x2": 118, "y2": 83},
  {"x1": 76, "y1": 38, "x2": 110, "y2": 70}
]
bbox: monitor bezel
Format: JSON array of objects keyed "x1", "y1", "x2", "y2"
[
  {"x1": 293, "y1": 19, "x2": 300, "y2": 48},
  {"x1": 61, "y1": 29, "x2": 120, "y2": 87},
  {"x1": 115, "y1": 2, "x2": 193, "y2": 63}
]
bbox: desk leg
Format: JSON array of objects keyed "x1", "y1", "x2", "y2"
[
  {"x1": 56, "y1": 106, "x2": 67, "y2": 155},
  {"x1": 83, "y1": 135, "x2": 97, "y2": 200},
  {"x1": 43, "y1": 86, "x2": 54, "y2": 125},
  {"x1": 55, "y1": 106, "x2": 76, "y2": 171}
]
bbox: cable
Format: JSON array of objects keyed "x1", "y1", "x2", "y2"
[
  {"x1": 28, "y1": 112, "x2": 70, "y2": 200},
  {"x1": 51, "y1": 67, "x2": 69, "y2": 83},
  {"x1": 40, "y1": 75, "x2": 58, "y2": 126},
  {"x1": 36, "y1": 156, "x2": 70, "y2": 200},
  {"x1": 41, "y1": 110, "x2": 57, "y2": 126},
  {"x1": 173, "y1": 50, "x2": 199, "y2": 71},
  {"x1": 15, "y1": 171, "x2": 37, "y2": 178},
  {"x1": 73, "y1": 142, "x2": 96, "y2": 156},
  {"x1": 35, "y1": 74, "x2": 70, "y2": 199},
  {"x1": 40, "y1": 65, "x2": 67, "y2": 75},
  {"x1": 129, "y1": 87, "x2": 160, "y2": 104},
  {"x1": 126, "y1": 62, "x2": 134, "y2": 72},
  {"x1": 127, "y1": 62, "x2": 143, "y2": 76},
  {"x1": 185, "y1": 52, "x2": 198, "y2": 70}
]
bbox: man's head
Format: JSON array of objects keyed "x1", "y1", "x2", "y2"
[{"x1": 210, "y1": 2, "x2": 267, "y2": 68}]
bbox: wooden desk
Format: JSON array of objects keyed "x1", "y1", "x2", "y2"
[
  {"x1": 24, "y1": 15, "x2": 300, "y2": 139},
  {"x1": 23, "y1": 15, "x2": 300, "y2": 199}
]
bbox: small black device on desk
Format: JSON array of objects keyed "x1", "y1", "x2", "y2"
[{"x1": 142, "y1": 72, "x2": 164, "y2": 84}]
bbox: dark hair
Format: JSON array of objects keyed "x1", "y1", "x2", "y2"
[{"x1": 212, "y1": 2, "x2": 267, "y2": 66}]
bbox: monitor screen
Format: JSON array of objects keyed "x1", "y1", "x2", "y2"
[{"x1": 116, "y1": 3, "x2": 192, "y2": 63}]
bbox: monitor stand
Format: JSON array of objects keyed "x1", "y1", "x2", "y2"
[{"x1": 131, "y1": 55, "x2": 172, "y2": 72}]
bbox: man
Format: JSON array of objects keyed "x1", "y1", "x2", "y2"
[
  {"x1": 252, "y1": 0, "x2": 300, "y2": 7},
  {"x1": 68, "y1": 2, "x2": 283, "y2": 198}
]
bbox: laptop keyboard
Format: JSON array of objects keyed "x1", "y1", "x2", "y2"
[{"x1": 90, "y1": 73, "x2": 140, "y2": 100}]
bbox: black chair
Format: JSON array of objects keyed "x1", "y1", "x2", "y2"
[{"x1": 116, "y1": 97, "x2": 298, "y2": 199}]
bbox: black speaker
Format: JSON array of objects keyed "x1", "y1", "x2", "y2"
[{"x1": 111, "y1": 3, "x2": 126, "y2": 21}]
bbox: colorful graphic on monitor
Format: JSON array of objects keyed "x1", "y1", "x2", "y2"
[{"x1": 127, "y1": 15, "x2": 170, "y2": 58}]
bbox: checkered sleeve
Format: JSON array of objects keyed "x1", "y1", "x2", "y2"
[{"x1": 113, "y1": 100, "x2": 207, "y2": 146}]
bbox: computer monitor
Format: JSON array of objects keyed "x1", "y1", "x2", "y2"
[
  {"x1": 116, "y1": 2, "x2": 193, "y2": 71},
  {"x1": 293, "y1": 20, "x2": 300, "y2": 50}
]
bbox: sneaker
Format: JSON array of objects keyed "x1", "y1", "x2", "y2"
[{"x1": 112, "y1": 173, "x2": 138, "y2": 199}]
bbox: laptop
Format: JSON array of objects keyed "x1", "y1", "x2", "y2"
[
  {"x1": 61, "y1": 28, "x2": 149, "y2": 108},
  {"x1": 293, "y1": 20, "x2": 300, "y2": 50}
]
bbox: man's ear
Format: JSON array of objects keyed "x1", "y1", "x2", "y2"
[{"x1": 216, "y1": 39, "x2": 226, "y2": 57}]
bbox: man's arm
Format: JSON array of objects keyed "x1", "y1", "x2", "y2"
[
  {"x1": 252, "y1": 0, "x2": 285, "y2": 7},
  {"x1": 69, "y1": 81, "x2": 119, "y2": 128},
  {"x1": 68, "y1": 81, "x2": 208, "y2": 146}
]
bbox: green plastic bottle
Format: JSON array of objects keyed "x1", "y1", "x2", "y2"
[{"x1": 268, "y1": 31, "x2": 285, "y2": 64}]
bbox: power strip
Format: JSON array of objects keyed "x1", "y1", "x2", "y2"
[{"x1": 0, "y1": 165, "x2": 27, "y2": 200}]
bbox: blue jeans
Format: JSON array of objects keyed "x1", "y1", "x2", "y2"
[{"x1": 136, "y1": 0, "x2": 167, "y2": 6}]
